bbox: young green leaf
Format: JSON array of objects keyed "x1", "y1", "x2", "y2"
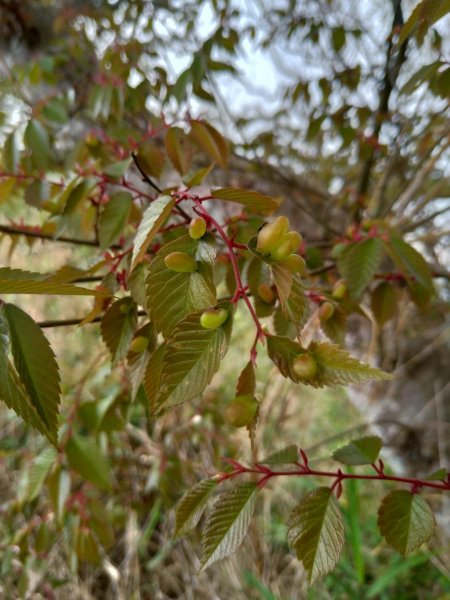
[
  {"x1": 425, "y1": 468, "x2": 447, "y2": 481},
  {"x1": 338, "y1": 238, "x2": 383, "y2": 299},
  {"x1": 100, "y1": 297, "x2": 137, "y2": 365},
  {"x1": 200, "y1": 482, "x2": 258, "y2": 571},
  {"x1": 309, "y1": 341, "x2": 392, "y2": 388},
  {"x1": 0, "y1": 267, "x2": 104, "y2": 296},
  {"x1": 211, "y1": 188, "x2": 280, "y2": 215},
  {"x1": 3, "y1": 130, "x2": 20, "y2": 173},
  {"x1": 278, "y1": 274, "x2": 307, "y2": 328},
  {"x1": 66, "y1": 434, "x2": 112, "y2": 491},
  {"x1": 144, "y1": 343, "x2": 167, "y2": 411},
  {"x1": 131, "y1": 195, "x2": 175, "y2": 270},
  {"x1": 135, "y1": 140, "x2": 165, "y2": 178},
  {"x1": 332, "y1": 436, "x2": 382, "y2": 465},
  {"x1": 235, "y1": 361, "x2": 256, "y2": 396},
  {"x1": 165, "y1": 127, "x2": 192, "y2": 175},
  {"x1": 377, "y1": 490, "x2": 435, "y2": 556},
  {"x1": 0, "y1": 315, "x2": 56, "y2": 443},
  {"x1": 104, "y1": 158, "x2": 132, "y2": 178},
  {"x1": 175, "y1": 477, "x2": 218, "y2": 538},
  {"x1": 146, "y1": 234, "x2": 216, "y2": 338},
  {"x1": 190, "y1": 120, "x2": 228, "y2": 168},
  {"x1": 98, "y1": 191, "x2": 132, "y2": 250},
  {"x1": 154, "y1": 309, "x2": 232, "y2": 412},
  {"x1": 384, "y1": 236, "x2": 434, "y2": 294},
  {"x1": 320, "y1": 306, "x2": 347, "y2": 346},
  {"x1": 370, "y1": 281, "x2": 397, "y2": 327},
  {"x1": 259, "y1": 445, "x2": 298, "y2": 465},
  {"x1": 288, "y1": 487, "x2": 345, "y2": 583},
  {"x1": 27, "y1": 447, "x2": 57, "y2": 502},
  {"x1": 24, "y1": 119, "x2": 50, "y2": 170},
  {"x1": 2, "y1": 304, "x2": 60, "y2": 436}
]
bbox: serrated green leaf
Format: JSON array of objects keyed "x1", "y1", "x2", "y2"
[
  {"x1": 211, "y1": 188, "x2": 280, "y2": 215},
  {"x1": 165, "y1": 127, "x2": 191, "y2": 175},
  {"x1": 426, "y1": 468, "x2": 447, "y2": 481},
  {"x1": 338, "y1": 238, "x2": 383, "y2": 299},
  {"x1": 98, "y1": 191, "x2": 132, "y2": 250},
  {"x1": 154, "y1": 308, "x2": 232, "y2": 412},
  {"x1": 100, "y1": 297, "x2": 137, "y2": 365},
  {"x1": 377, "y1": 490, "x2": 435, "y2": 556},
  {"x1": 131, "y1": 195, "x2": 175, "y2": 270},
  {"x1": 280, "y1": 274, "x2": 307, "y2": 328},
  {"x1": 0, "y1": 267, "x2": 103, "y2": 296},
  {"x1": 3, "y1": 130, "x2": 20, "y2": 173},
  {"x1": 24, "y1": 119, "x2": 50, "y2": 170},
  {"x1": 2, "y1": 304, "x2": 60, "y2": 436},
  {"x1": 309, "y1": 341, "x2": 392, "y2": 388},
  {"x1": 236, "y1": 361, "x2": 256, "y2": 396},
  {"x1": 183, "y1": 163, "x2": 215, "y2": 187},
  {"x1": 144, "y1": 343, "x2": 167, "y2": 411},
  {"x1": 320, "y1": 306, "x2": 347, "y2": 346},
  {"x1": 200, "y1": 482, "x2": 258, "y2": 571},
  {"x1": 136, "y1": 140, "x2": 165, "y2": 178},
  {"x1": 104, "y1": 158, "x2": 132, "y2": 177},
  {"x1": 190, "y1": 121, "x2": 228, "y2": 168},
  {"x1": 27, "y1": 447, "x2": 57, "y2": 502},
  {"x1": 259, "y1": 445, "x2": 298, "y2": 465},
  {"x1": 0, "y1": 315, "x2": 56, "y2": 443},
  {"x1": 175, "y1": 477, "x2": 218, "y2": 537},
  {"x1": 271, "y1": 262, "x2": 293, "y2": 306},
  {"x1": 288, "y1": 487, "x2": 344, "y2": 583},
  {"x1": 384, "y1": 236, "x2": 434, "y2": 294},
  {"x1": 146, "y1": 234, "x2": 216, "y2": 338},
  {"x1": 333, "y1": 436, "x2": 382, "y2": 465},
  {"x1": 66, "y1": 434, "x2": 112, "y2": 491},
  {"x1": 371, "y1": 281, "x2": 397, "y2": 327}
]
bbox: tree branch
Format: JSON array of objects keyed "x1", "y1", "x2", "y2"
[
  {"x1": 0, "y1": 224, "x2": 122, "y2": 249},
  {"x1": 355, "y1": 0, "x2": 408, "y2": 219}
]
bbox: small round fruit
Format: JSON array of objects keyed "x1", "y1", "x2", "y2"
[
  {"x1": 189, "y1": 217, "x2": 207, "y2": 239},
  {"x1": 319, "y1": 302, "x2": 335, "y2": 321},
  {"x1": 283, "y1": 253, "x2": 306, "y2": 274},
  {"x1": 332, "y1": 281, "x2": 347, "y2": 300},
  {"x1": 164, "y1": 252, "x2": 197, "y2": 273},
  {"x1": 200, "y1": 307, "x2": 228, "y2": 329},
  {"x1": 225, "y1": 395, "x2": 258, "y2": 427},
  {"x1": 119, "y1": 303, "x2": 132, "y2": 314},
  {"x1": 256, "y1": 216, "x2": 290, "y2": 255},
  {"x1": 257, "y1": 283, "x2": 275, "y2": 304},
  {"x1": 292, "y1": 353, "x2": 318, "y2": 380},
  {"x1": 129, "y1": 336, "x2": 149, "y2": 353}
]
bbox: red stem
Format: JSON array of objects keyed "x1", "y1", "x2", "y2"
[{"x1": 218, "y1": 461, "x2": 450, "y2": 492}]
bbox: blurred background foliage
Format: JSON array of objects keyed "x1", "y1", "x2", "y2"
[{"x1": 0, "y1": 0, "x2": 449, "y2": 598}]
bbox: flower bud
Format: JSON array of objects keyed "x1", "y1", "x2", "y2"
[
  {"x1": 200, "y1": 307, "x2": 228, "y2": 329},
  {"x1": 319, "y1": 302, "x2": 334, "y2": 321},
  {"x1": 189, "y1": 217, "x2": 207, "y2": 239},
  {"x1": 225, "y1": 395, "x2": 258, "y2": 427},
  {"x1": 256, "y1": 216, "x2": 290, "y2": 255},
  {"x1": 164, "y1": 252, "x2": 197, "y2": 273},
  {"x1": 129, "y1": 336, "x2": 149, "y2": 353},
  {"x1": 283, "y1": 254, "x2": 306, "y2": 274},
  {"x1": 332, "y1": 280, "x2": 347, "y2": 300},
  {"x1": 292, "y1": 353, "x2": 318, "y2": 380},
  {"x1": 257, "y1": 283, "x2": 275, "y2": 304}
]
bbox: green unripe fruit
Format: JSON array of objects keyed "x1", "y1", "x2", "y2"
[
  {"x1": 283, "y1": 253, "x2": 306, "y2": 274},
  {"x1": 256, "y1": 216, "x2": 290, "y2": 254},
  {"x1": 164, "y1": 252, "x2": 197, "y2": 273},
  {"x1": 257, "y1": 283, "x2": 275, "y2": 304},
  {"x1": 129, "y1": 336, "x2": 149, "y2": 353},
  {"x1": 332, "y1": 281, "x2": 347, "y2": 300},
  {"x1": 225, "y1": 395, "x2": 258, "y2": 427},
  {"x1": 119, "y1": 303, "x2": 132, "y2": 314},
  {"x1": 319, "y1": 302, "x2": 335, "y2": 321},
  {"x1": 200, "y1": 307, "x2": 228, "y2": 329},
  {"x1": 292, "y1": 353, "x2": 318, "y2": 380},
  {"x1": 189, "y1": 217, "x2": 207, "y2": 239}
]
